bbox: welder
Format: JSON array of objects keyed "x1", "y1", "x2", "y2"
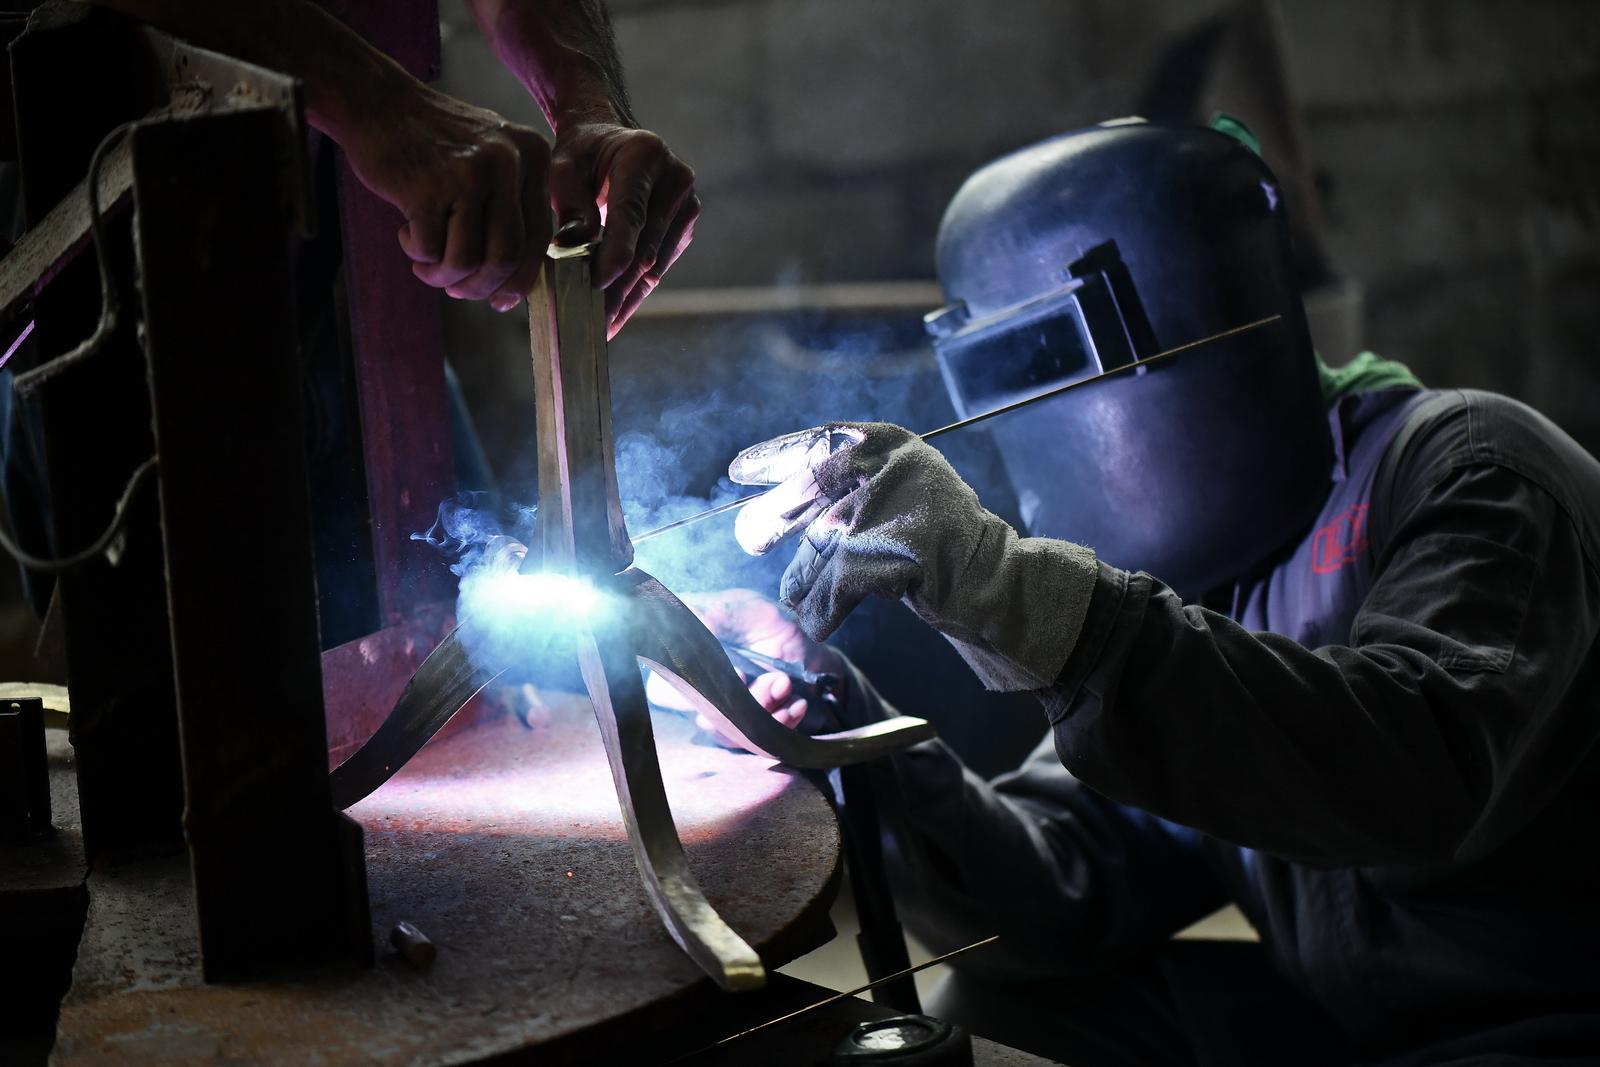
[{"x1": 700, "y1": 121, "x2": 1600, "y2": 1064}]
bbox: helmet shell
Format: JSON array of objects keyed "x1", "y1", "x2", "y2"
[{"x1": 931, "y1": 122, "x2": 1332, "y2": 596}]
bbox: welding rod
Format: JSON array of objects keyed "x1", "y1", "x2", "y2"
[
  {"x1": 659, "y1": 934, "x2": 1000, "y2": 1065},
  {"x1": 632, "y1": 313, "x2": 1283, "y2": 545}
]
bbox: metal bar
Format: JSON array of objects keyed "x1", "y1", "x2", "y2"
[
  {"x1": 524, "y1": 244, "x2": 762, "y2": 989},
  {"x1": 133, "y1": 108, "x2": 370, "y2": 980},
  {"x1": 579, "y1": 606, "x2": 766, "y2": 991},
  {"x1": 526, "y1": 244, "x2": 634, "y2": 577},
  {"x1": 0, "y1": 139, "x2": 131, "y2": 333},
  {"x1": 830, "y1": 763, "x2": 919, "y2": 1012},
  {"x1": 327, "y1": 620, "x2": 503, "y2": 810},
  {"x1": 0, "y1": 11, "x2": 318, "y2": 338},
  {"x1": 628, "y1": 571, "x2": 934, "y2": 767}
]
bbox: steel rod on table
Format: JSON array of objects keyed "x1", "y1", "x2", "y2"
[{"x1": 661, "y1": 934, "x2": 1001, "y2": 1065}]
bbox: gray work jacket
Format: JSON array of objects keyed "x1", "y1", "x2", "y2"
[{"x1": 855, "y1": 387, "x2": 1600, "y2": 1055}]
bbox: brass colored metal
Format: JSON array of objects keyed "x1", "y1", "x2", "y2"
[
  {"x1": 524, "y1": 246, "x2": 930, "y2": 991},
  {"x1": 526, "y1": 242, "x2": 633, "y2": 578},
  {"x1": 388, "y1": 920, "x2": 437, "y2": 970}
]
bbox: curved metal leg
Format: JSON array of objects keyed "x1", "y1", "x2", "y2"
[
  {"x1": 578, "y1": 603, "x2": 766, "y2": 991},
  {"x1": 329, "y1": 621, "x2": 504, "y2": 810},
  {"x1": 621, "y1": 570, "x2": 935, "y2": 767}
]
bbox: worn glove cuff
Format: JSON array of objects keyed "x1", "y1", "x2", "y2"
[{"x1": 924, "y1": 525, "x2": 1099, "y2": 692}]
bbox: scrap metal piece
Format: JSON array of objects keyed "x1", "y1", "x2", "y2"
[
  {"x1": 625, "y1": 571, "x2": 935, "y2": 766},
  {"x1": 328, "y1": 623, "x2": 501, "y2": 811},
  {"x1": 389, "y1": 920, "x2": 436, "y2": 970}
]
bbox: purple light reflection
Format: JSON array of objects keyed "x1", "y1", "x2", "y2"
[
  {"x1": 348, "y1": 709, "x2": 793, "y2": 847},
  {"x1": 1, "y1": 319, "x2": 35, "y2": 370}
]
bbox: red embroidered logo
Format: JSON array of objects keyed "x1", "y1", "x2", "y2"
[{"x1": 1311, "y1": 503, "x2": 1370, "y2": 574}]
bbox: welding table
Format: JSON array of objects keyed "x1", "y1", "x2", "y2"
[
  {"x1": 39, "y1": 695, "x2": 831, "y2": 1063},
  {"x1": 23, "y1": 700, "x2": 1060, "y2": 1065}
]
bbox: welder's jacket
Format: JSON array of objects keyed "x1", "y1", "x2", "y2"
[{"x1": 857, "y1": 386, "x2": 1600, "y2": 1055}]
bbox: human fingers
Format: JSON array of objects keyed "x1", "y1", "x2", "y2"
[
  {"x1": 729, "y1": 425, "x2": 865, "y2": 486},
  {"x1": 734, "y1": 466, "x2": 831, "y2": 556},
  {"x1": 545, "y1": 149, "x2": 601, "y2": 249},
  {"x1": 644, "y1": 189, "x2": 699, "y2": 283},
  {"x1": 606, "y1": 274, "x2": 655, "y2": 340},
  {"x1": 603, "y1": 165, "x2": 693, "y2": 318},
  {"x1": 490, "y1": 130, "x2": 553, "y2": 312},
  {"x1": 593, "y1": 142, "x2": 665, "y2": 289},
  {"x1": 750, "y1": 671, "x2": 794, "y2": 709},
  {"x1": 773, "y1": 700, "x2": 807, "y2": 730},
  {"x1": 447, "y1": 191, "x2": 521, "y2": 301},
  {"x1": 606, "y1": 194, "x2": 699, "y2": 336},
  {"x1": 397, "y1": 204, "x2": 447, "y2": 266},
  {"x1": 778, "y1": 525, "x2": 842, "y2": 618},
  {"x1": 413, "y1": 197, "x2": 486, "y2": 291},
  {"x1": 694, "y1": 693, "x2": 805, "y2": 740}
]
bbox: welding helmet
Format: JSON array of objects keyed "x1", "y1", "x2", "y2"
[{"x1": 927, "y1": 119, "x2": 1331, "y2": 597}]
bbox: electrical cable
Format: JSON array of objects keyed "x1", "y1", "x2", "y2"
[
  {"x1": 0, "y1": 123, "x2": 160, "y2": 572},
  {"x1": 12, "y1": 121, "x2": 136, "y2": 397},
  {"x1": 0, "y1": 455, "x2": 157, "y2": 573}
]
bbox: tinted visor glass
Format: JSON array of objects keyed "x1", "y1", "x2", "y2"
[{"x1": 933, "y1": 294, "x2": 1097, "y2": 418}]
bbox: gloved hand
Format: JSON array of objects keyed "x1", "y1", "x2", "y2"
[
  {"x1": 644, "y1": 588, "x2": 840, "y2": 742},
  {"x1": 729, "y1": 423, "x2": 1100, "y2": 692}
]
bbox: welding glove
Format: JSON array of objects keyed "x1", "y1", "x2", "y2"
[{"x1": 729, "y1": 423, "x2": 1100, "y2": 692}]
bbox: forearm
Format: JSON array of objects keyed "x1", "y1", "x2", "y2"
[
  {"x1": 464, "y1": 0, "x2": 635, "y2": 132},
  {"x1": 843, "y1": 660, "x2": 1225, "y2": 979},
  {"x1": 73, "y1": 0, "x2": 416, "y2": 144},
  {"x1": 1045, "y1": 491, "x2": 1594, "y2": 870}
]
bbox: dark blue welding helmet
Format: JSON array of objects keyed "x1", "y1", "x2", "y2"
[{"x1": 927, "y1": 119, "x2": 1332, "y2": 597}]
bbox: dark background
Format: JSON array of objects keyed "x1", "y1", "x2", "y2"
[{"x1": 434, "y1": 0, "x2": 1600, "y2": 772}]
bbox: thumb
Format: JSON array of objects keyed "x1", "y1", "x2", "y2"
[{"x1": 547, "y1": 154, "x2": 600, "y2": 246}]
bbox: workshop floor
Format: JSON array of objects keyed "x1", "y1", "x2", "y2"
[{"x1": 778, "y1": 889, "x2": 1257, "y2": 1001}]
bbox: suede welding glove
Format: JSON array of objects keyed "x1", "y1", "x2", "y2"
[{"x1": 729, "y1": 422, "x2": 1100, "y2": 692}]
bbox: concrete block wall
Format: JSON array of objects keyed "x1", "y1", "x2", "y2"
[{"x1": 437, "y1": 0, "x2": 1600, "y2": 469}]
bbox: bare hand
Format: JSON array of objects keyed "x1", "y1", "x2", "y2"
[
  {"x1": 645, "y1": 589, "x2": 833, "y2": 740},
  {"x1": 548, "y1": 122, "x2": 699, "y2": 337},
  {"x1": 341, "y1": 84, "x2": 553, "y2": 312}
]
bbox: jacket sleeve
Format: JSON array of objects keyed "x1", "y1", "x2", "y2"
[
  {"x1": 837, "y1": 660, "x2": 1228, "y2": 980},
  {"x1": 1040, "y1": 407, "x2": 1600, "y2": 869}
]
